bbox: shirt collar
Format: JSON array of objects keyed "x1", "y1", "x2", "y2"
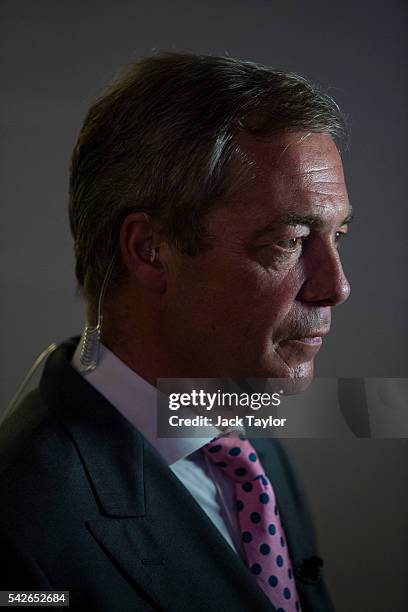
[{"x1": 71, "y1": 340, "x2": 221, "y2": 465}]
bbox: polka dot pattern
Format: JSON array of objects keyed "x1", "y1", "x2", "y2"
[
  {"x1": 268, "y1": 575, "x2": 278, "y2": 587},
  {"x1": 203, "y1": 433, "x2": 301, "y2": 611},
  {"x1": 251, "y1": 563, "x2": 262, "y2": 575}
]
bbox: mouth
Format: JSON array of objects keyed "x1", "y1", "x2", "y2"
[
  {"x1": 276, "y1": 330, "x2": 329, "y2": 366},
  {"x1": 292, "y1": 336, "x2": 323, "y2": 346}
]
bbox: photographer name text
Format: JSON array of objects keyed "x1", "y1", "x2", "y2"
[{"x1": 168, "y1": 415, "x2": 287, "y2": 429}]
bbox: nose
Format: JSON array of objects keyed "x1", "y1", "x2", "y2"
[{"x1": 298, "y1": 241, "x2": 351, "y2": 307}]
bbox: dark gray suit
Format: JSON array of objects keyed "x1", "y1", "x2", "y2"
[{"x1": 0, "y1": 338, "x2": 335, "y2": 611}]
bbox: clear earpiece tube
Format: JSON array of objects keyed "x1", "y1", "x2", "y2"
[
  {"x1": 0, "y1": 253, "x2": 116, "y2": 426},
  {"x1": 76, "y1": 253, "x2": 116, "y2": 374}
]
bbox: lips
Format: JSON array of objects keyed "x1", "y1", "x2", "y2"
[
  {"x1": 277, "y1": 331, "x2": 327, "y2": 367},
  {"x1": 295, "y1": 336, "x2": 323, "y2": 345}
]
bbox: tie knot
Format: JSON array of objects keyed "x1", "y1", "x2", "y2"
[{"x1": 203, "y1": 433, "x2": 267, "y2": 484}]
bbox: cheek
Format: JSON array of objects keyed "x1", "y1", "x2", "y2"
[
  {"x1": 167, "y1": 255, "x2": 302, "y2": 342},
  {"x1": 247, "y1": 264, "x2": 301, "y2": 314},
  {"x1": 210, "y1": 264, "x2": 300, "y2": 339}
]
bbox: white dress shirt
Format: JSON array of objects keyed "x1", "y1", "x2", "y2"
[{"x1": 71, "y1": 341, "x2": 244, "y2": 559}]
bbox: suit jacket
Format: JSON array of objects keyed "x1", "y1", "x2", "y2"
[{"x1": 0, "y1": 337, "x2": 335, "y2": 611}]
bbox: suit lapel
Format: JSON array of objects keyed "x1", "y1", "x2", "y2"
[
  {"x1": 41, "y1": 339, "x2": 274, "y2": 611},
  {"x1": 87, "y1": 441, "x2": 275, "y2": 611}
]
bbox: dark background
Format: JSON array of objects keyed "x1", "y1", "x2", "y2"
[{"x1": 1, "y1": 1, "x2": 407, "y2": 609}]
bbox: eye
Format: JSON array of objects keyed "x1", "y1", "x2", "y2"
[
  {"x1": 334, "y1": 230, "x2": 348, "y2": 246},
  {"x1": 276, "y1": 237, "x2": 304, "y2": 251}
]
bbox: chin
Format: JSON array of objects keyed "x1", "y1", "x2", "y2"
[
  {"x1": 286, "y1": 362, "x2": 315, "y2": 394},
  {"x1": 260, "y1": 359, "x2": 315, "y2": 395}
]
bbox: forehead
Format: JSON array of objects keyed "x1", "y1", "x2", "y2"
[{"x1": 221, "y1": 131, "x2": 349, "y2": 229}]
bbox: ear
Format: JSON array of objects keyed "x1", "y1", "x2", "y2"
[{"x1": 119, "y1": 212, "x2": 166, "y2": 293}]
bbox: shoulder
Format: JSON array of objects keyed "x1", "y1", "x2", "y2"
[
  {"x1": 0, "y1": 527, "x2": 54, "y2": 590},
  {"x1": 0, "y1": 387, "x2": 92, "y2": 532},
  {"x1": 0, "y1": 387, "x2": 70, "y2": 479}
]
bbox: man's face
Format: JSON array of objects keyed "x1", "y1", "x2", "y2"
[{"x1": 161, "y1": 132, "x2": 351, "y2": 383}]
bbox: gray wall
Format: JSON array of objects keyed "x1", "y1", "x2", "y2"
[{"x1": 1, "y1": 1, "x2": 407, "y2": 610}]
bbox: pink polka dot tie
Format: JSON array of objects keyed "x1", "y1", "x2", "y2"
[{"x1": 203, "y1": 432, "x2": 301, "y2": 612}]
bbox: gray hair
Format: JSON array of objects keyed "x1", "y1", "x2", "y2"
[{"x1": 69, "y1": 52, "x2": 346, "y2": 310}]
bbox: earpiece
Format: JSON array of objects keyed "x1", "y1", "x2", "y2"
[
  {"x1": 140, "y1": 245, "x2": 158, "y2": 263},
  {"x1": 141, "y1": 212, "x2": 158, "y2": 264},
  {"x1": 150, "y1": 247, "x2": 158, "y2": 263}
]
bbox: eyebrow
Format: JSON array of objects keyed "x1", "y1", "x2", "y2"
[{"x1": 249, "y1": 205, "x2": 354, "y2": 240}]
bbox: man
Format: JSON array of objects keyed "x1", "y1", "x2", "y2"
[{"x1": 0, "y1": 52, "x2": 351, "y2": 611}]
